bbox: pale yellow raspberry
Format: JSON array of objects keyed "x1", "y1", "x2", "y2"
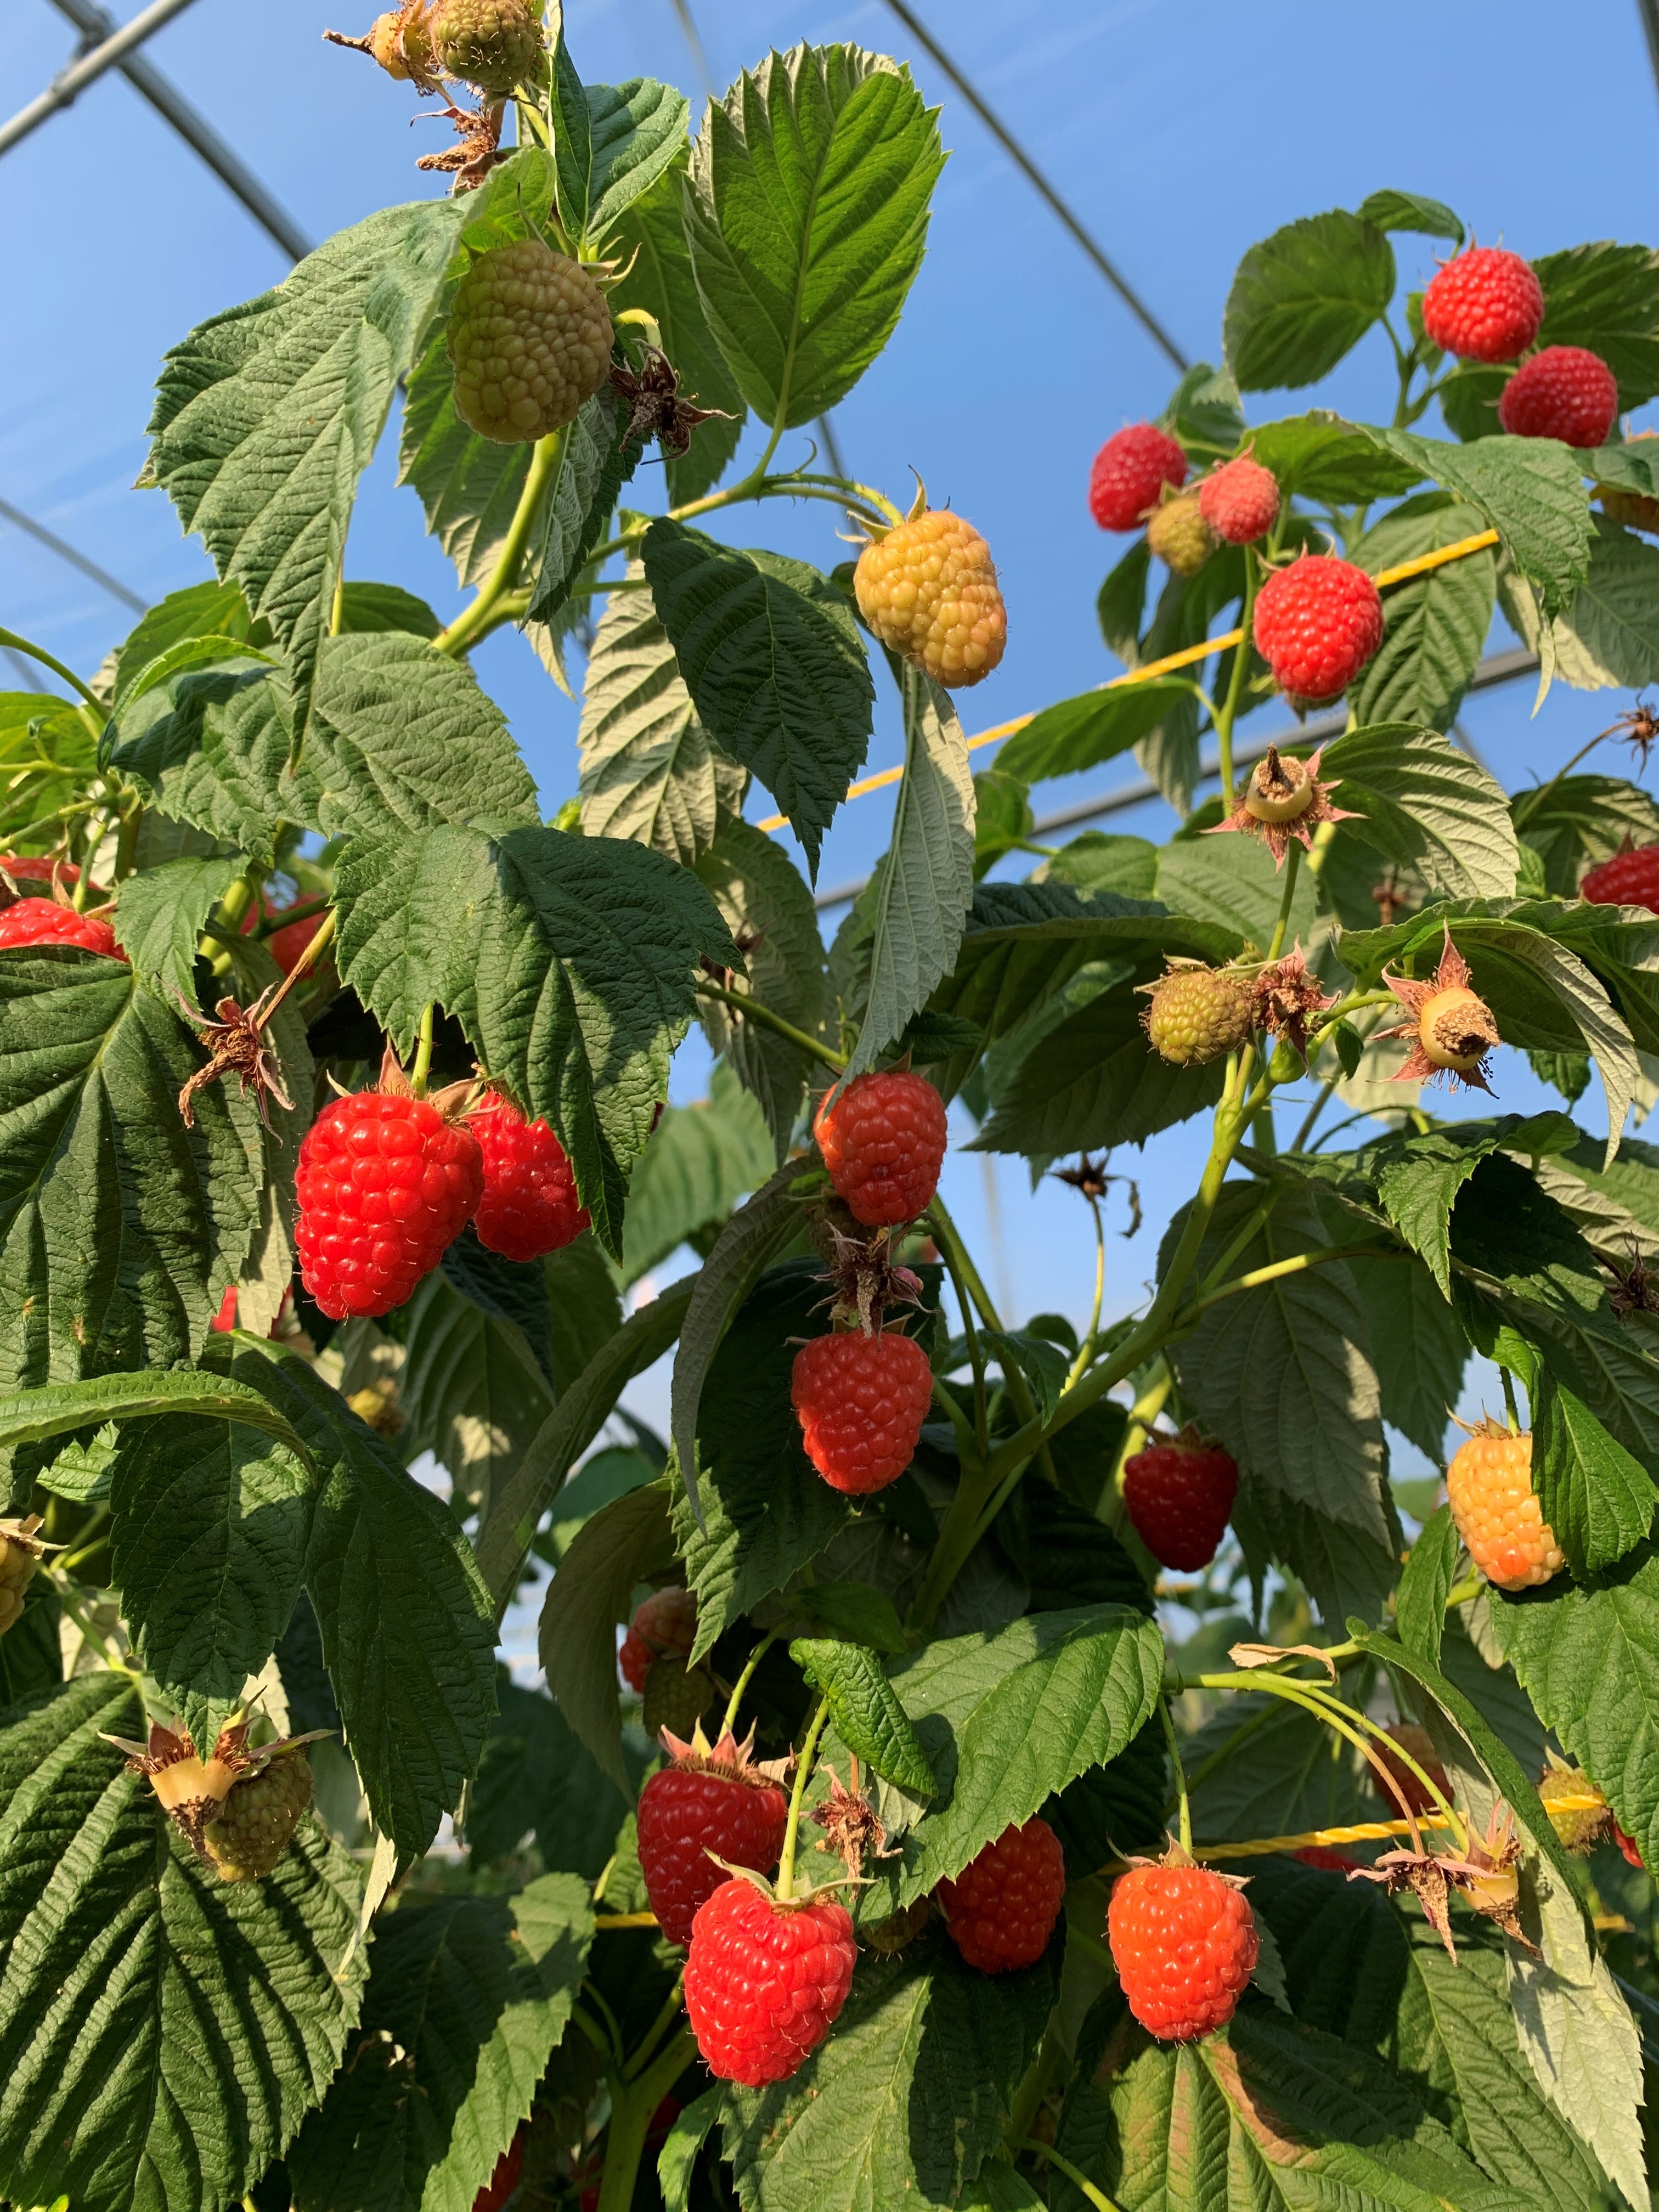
[
  {"x1": 446, "y1": 240, "x2": 613, "y2": 444},
  {"x1": 854, "y1": 509, "x2": 1007, "y2": 689}
]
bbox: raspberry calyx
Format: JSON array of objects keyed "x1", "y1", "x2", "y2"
[
  {"x1": 1210, "y1": 744, "x2": 1358, "y2": 870},
  {"x1": 1379, "y1": 927, "x2": 1502, "y2": 1093},
  {"x1": 0, "y1": 1516, "x2": 53, "y2": 1635}
]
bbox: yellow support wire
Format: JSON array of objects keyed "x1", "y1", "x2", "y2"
[
  {"x1": 590, "y1": 1788, "x2": 1608, "y2": 1932},
  {"x1": 754, "y1": 527, "x2": 1502, "y2": 833}
]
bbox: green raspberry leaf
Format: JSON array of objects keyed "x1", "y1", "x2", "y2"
[
  {"x1": 538, "y1": 1480, "x2": 676, "y2": 1790},
  {"x1": 1321, "y1": 722, "x2": 1517, "y2": 902},
  {"x1": 683, "y1": 44, "x2": 945, "y2": 430},
  {"x1": 1356, "y1": 188, "x2": 1465, "y2": 246},
  {"x1": 144, "y1": 200, "x2": 464, "y2": 744},
  {"x1": 641, "y1": 521, "x2": 874, "y2": 879},
  {"x1": 467, "y1": 1674, "x2": 631, "y2": 1874},
  {"x1": 0, "y1": 1673, "x2": 363, "y2": 2212},
  {"x1": 110, "y1": 851, "x2": 246, "y2": 1001},
  {"x1": 621, "y1": 1063, "x2": 775, "y2": 1288},
  {"x1": 1223, "y1": 210, "x2": 1396, "y2": 391},
  {"x1": 1536, "y1": 240, "x2": 1659, "y2": 409},
  {"x1": 1349, "y1": 495, "x2": 1499, "y2": 735},
  {"x1": 1534, "y1": 1368, "x2": 1658, "y2": 1578},
  {"x1": 792, "y1": 1638, "x2": 936, "y2": 1797},
  {"x1": 287, "y1": 1872, "x2": 595, "y2": 2212}
]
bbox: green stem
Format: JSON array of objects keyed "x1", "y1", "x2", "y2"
[
  {"x1": 0, "y1": 627, "x2": 107, "y2": 720},
  {"x1": 596, "y1": 2028, "x2": 697, "y2": 2212},
  {"x1": 256, "y1": 893, "x2": 330, "y2": 937},
  {"x1": 1159, "y1": 1699, "x2": 1193, "y2": 1854},
  {"x1": 1172, "y1": 1240, "x2": 1400, "y2": 1327},
  {"x1": 411, "y1": 1001, "x2": 436, "y2": 1097},
  {"x1": 1101, "y1": 1358, "x2": 1172, "y2": 1528},
  {"x1": 696, "y1": 979, "x2": 846, "y2": 1072},
  {"x1": 1212, "y1": 551, "x2": 1258, "y2": 806},
  {"x1": 433, "y1": 428, "x2": 567, "y2": 657},
  {"x1": 720, "y1": 1631, "x2": 780, "y2": 1737},
  {"x1": 113, "y1": 803, "x2": 143, "y2": 883},
  {"x1": 1500, "y1": 1367, "x2": 1522, "y2": 1434},
  {"x1": 775, "y1": 1697, "x2": 832, "y2": 1901},
  {"x1": 929, "y1": 1373, "x2": 975, "y2": 1453},
  {"x1": 1443, "y1": 1575, "x2": 1482, "y2": 1610},
  {"x1": 1266, "y1": 839, "x2": 1301, "y2": 964},
  {"x1": 623, "y1": 1971, "x2": 687, "y2": 2081},
  {"x1": 1017, "y1": 2142, "x2": 1127, "y2": 2212},
  {"x1": 1064, "y1": 1198, "x2": 1107, "y2": 1388},
  {"x1": 1003, "y1": 2022, "x2": 1066, "y2": 2154}
]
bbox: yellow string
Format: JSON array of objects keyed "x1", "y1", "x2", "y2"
[
  {"x1": 593, "y1": 1910, "x2": 662, "y2": 1929},
  {"x1": 1094, "y1": 1790, "x2": 1605, "y2": 1872},
  {"x1": 753, "y1": 527, "x2": 1502, "y2": 832}
]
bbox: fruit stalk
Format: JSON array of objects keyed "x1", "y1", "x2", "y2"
[
  {"x1": 719, "y1": 1629, "x2": 781, "y2": 1737},
  {"x1": 774, "y1": 1696, "x2": 832, "y2": 1901},
  {"x1": 1018, "y1": 2141, "x2": 1127, "y2": 2212},
  {"x1": 594, "y1": 2028, "x2": 697, "y2": 2212},
  {"x1": 695, "y1": 977, "x2": 847, "y2": 1073},
  {"x1": 433, "y1": 426, "x2": 567, "y2": 658},
  {"x1": 1211, "y1": 549, "x2": 1259, "y2": 805},
  {"x1": 1158, "y1": 1697, "x2": 1193, "y2": 1854}
]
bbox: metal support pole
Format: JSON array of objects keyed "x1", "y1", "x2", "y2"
[{"x1": 2, "y1": 0, "x2": 204, "y2": 156}]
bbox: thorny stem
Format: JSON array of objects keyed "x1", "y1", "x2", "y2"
[
  {"x1": 0, "y1": 627, "x2": 107, "y2": 720},
  {"x1": 1212, "y1": 551, "x2": 1259, "y2": 806},
  {"x1": 775, "y1": 1696, "x2": 832, "y2": 1901},
  {"x1": 1017, "y1": 2143, "x2": 1127, "y2": 2212},
  {"x1": 433, "y1": 428, "x2": 567, "y2": 657},
  {"x1": 1159, "y1": 1699, "x2": 1193, "y2": 1854},
  {"x1": 720, "y1": 1630, "x2": 781, "y2": 1737},
  {"x1": 596, "y1": 2029, "x2": 698, "y2": 2212},
  {"x1": 695, "y1": 978, "x2": 847, "y2": 1072},
  {"x1": 411, "y1": 1001, "x2": 437, "y2": 1098}
]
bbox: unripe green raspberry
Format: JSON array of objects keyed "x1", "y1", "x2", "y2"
[
  {"x1": 447, "y1": 240, "x2": 614, "y2": 444},
  {"x1": 428, "y1": 0, "x2": 543, "y2": 94},
  {"x1": 1146, "y1": 490, "x2": 1217, "y2": 578},
  {"x1": 1141, "y1": 966, "x2": 1254, "y2": 1065},
  {"x1": 642, "y1": 1655, "x2": 716, "y2": 1740},
  {"x1": 201, "y1": 1748, "x2": 314, "y2": 1882}
]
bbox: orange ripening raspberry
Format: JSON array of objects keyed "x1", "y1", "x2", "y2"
[
  {"x1": 791, "y1": 1329, "x2": 933, "y2": 1494},
  {"x1": 1197, "y1": 454, "x2": 1280, "y2": 544},
  {"x1": 1445, "y1": 1423, "x2": 1565, "y2": 1590},
  {"x1": 814, "y1": 1070, "x2": 947, "y2": 1227},
  {"x1": 938, "y1": 1816, "x2": 1067, "y2": 1973},
  {"x1": 1107, "y1": 1856, "x2": 1258, "y2": 2042}
]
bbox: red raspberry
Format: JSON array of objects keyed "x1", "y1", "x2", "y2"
[
  {"x1": 472, "y1": 2128, "x2": 524, "y2": 2212},
  {"x1": 1613, "y1": 1816, "x2": 1645, "y2": 1870},
  {"x1": 1421, "y1": 246, "x2": 1544, "y2": 363},
  {"x1": 1498, "y1": 345, "x2": 1620, "y2": 448},
  {"x1": 1251, "y1": 553, "x2": 1384, "y2": 705},
  {"x1": 637, "y1": 1726, "x2": 791, "y2": 1946},
  {"x1": 2, "y1": 856, "x2": 78, "y2": 887},
  {"x1": 684, "y1": 1877, "x2": 857, "y2": 2086},
  {"x1": 1370, "y1": 1722, "x2": 1449, "y2": 1819},
  {"x1": 470, "y1": 1089, "x2": 589, "y2": 1261},
  {"x1": 294, "y1": 1090, "x2": 483, "y2": 1319},
  {"x1": 1293, "y1": 1846, "x2": 1358, "y2": 1872},
  {"x1": 938, "y1": 1816, "x2": 1067, "y2": 1973},
  {"x1": 1108, "y1": 1858, "x2": 1258, "y2": 2042},
  {"x1": 264, "y1": 902, "x2": 326, "y2": 977},
  {"x1": 1198, "y1": 455, "x2": 1280, "y2": 545},
  {"x1": 0, "y1": 898, "x2": 125, "y2": 960},
  {"x1": 814, "y1": 1070, "x2": 947, "y2": 1227},
  {"x1": 1581, "y1": 843, "x2": 1659, "y2": 915},
  {"x1": 619, "y1": 1587, "x2": 698, "y2": 1692},
  {"x1": 1121, "y1": 1430, "x2": 1238, "y2": 1570},
  {"x1": 210, "y1": 1286, "x2": 239, "y2": 1334},
  {"x1": 791, "y1": 1329, "x2": 933, "y2": 1493},
  {"x1": 1089, "y1": 422, "x2": 1188, "y2": 532}
]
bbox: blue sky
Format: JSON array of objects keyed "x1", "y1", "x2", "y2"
[{"x1": 7, "y1": 0, "x2": 1659, "y2": 1415}]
